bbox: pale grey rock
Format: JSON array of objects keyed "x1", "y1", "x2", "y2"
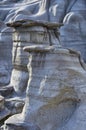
[
  {"x1": 60, "y1": 0, "x2": 86, "y2": 62},
  {"x1": 8, "y1": 21, "x2": 61, "y2": 95},
  {"x1": 4, "y1": 22, "x2": 86, "y2": 129},
  {"x1": 3, "y1": 0, "x2": 86, "y2": 62},
  {"x1": 10, "y1": 69, "x2": 29, "y2": 95},
  {"x1": 0, "y1": 0, "x2": 26, "y2": 86},
  {"x1": 0, "y1": 0, "x2": 86, "y2": 86},
  {"x1": 0, "y1": 7, "x2": 13, "y2": 86},
  {"x1": 5, "y1": 45, "x2": 86, "y2": 130},
  {"x1": 0, "y1": 0, "x2": 86, "y2": 129},
  {"x1": 58, "y1": 99, "x2": 86, "y2": 130},
  {"x1": 0, "y1": 26, "x2": 13, "y2": 86}
]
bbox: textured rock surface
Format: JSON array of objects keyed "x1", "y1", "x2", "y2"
[
  {"x1": 0, "y1": 0, "x2": 86, "y2": 84},
  {"x1": 0, "y1": 95, "x2": 4, "y2": 110},
  {"x1": 60, "y1": 0, "x2": 86, "y2": 62},
  {"x1": 0, "y1": 0, "x2": 85, "y2": 88},
  {"x1": 0, "y1": 95, "x2": 10, "y2": 123},
  {"x1": 8, "y1": 21, "x2": 61, "y2": 95},
  {"x1": 0, "y1": 0, "x2": 86, "y2": 129},
  {"x1": 0, "y1": 25, "x2": 12, "y2": 86},
  {"x1": 5, "y1": 45, "x2": 86, "y2": 130},
  {"x1": 0, "y1": 11, "x2": 13, "y2": 85}
]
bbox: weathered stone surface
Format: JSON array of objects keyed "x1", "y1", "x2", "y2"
[
  {"x1": 0, "y1": 95, "x2": 4, "y2": 110},
  {"x1": 0, "y1": 0, "x2": 25, "y2": 86},
  {"x1": 0, "y1": 0, "x2": 86, "y2": 129},
  {"x1": 0, "y1": 27, "x2": 13, "y2": 86},
  {"x1": 0, "y1": 0, "x2": 85, "y2": 87},
  {"x1": 0, "y1": 95, "x2": 10, "y2": 122},
  {"x1": 0, "y1": 0, "x2": 86, "y2": 85},
  {"x1": 0, "y1": 16, "x2": 12, "y2": 86},
  {"x1": 8, "y1": 21, "x2": 60, "y2": 95},
  {"x1": 60, "y1": 0, "x2": 86, "y2": 62},
  {"x1": 5, "y1": 45, "x2": 86, "y2": 130}
]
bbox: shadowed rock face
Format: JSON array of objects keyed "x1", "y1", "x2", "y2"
[{"x1": 0, "y1": 24, "x2": 13, "y2": 86}]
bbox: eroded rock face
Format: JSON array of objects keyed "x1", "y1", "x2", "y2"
[
  {"x1": 9, "y1": 21, "x2": 60, "y2": 95},
  {"x1": 0, "y1": 24, "x2": 12, "y2": 86},
  {"x1": 23, "y1": 46, "x2": 86, "y2": 130},
  {"x1": 0, "y1": 0, "x2": 86, "y2": 85},
  {"x1": 0, "y1": 0, "x2": 85, "y2": 87},
  {"x1": 3, "y1": 19, "x2": 86, "y2": 130},
  {"x1": 4, "y1": 0, "x2": 86, "y2": 60},
  {"x1": 0, "y1": 0, "x2": 86, "y2": 129},
  {"x1": 5, "y1": 45, "x2": 86, "y2": 130},
  {"x1": 60, "y1": 0, "x2": 86, "y2": 62}
]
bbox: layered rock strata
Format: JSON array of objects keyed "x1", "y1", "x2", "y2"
[
  {"x1": 0, "y1": 24, "x2": 12, "y2": 86},
  {"x1": 0, "y1": 0, "x2": 86, "y2": 85},
  {"x1": 5, "y1": 45, "x2": 86, "y2": 130},
  {"x1": 7, "y1": 20, "x2": 61, "y2": 95},
  {"x1": 4, "y1": 21, "x2": 86, "y2": 130},
  {"x1": 0, "y1": 0, "x2": 86, "y2": 129}
]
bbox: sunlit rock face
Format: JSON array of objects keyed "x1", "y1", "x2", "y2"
[
  {"x1": 5, "y1": 44, "x2": 86, "y2": 130},
  {"x1": 0, "y1": 0, "x2": 86, "y2": 85},
  {"x1": 23, "y1": 46, "x2": 86, "y2": 130},
  {"x1": 0, "y1": 0, "x2": 86, "y2": 129},
  {"x1": 8, "y1": 21, "x2": 60, "y2": 95},
  {"x1": 3, "y1": 22, "x2": 86, "y2": 130}
]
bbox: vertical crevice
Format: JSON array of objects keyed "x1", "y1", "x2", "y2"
[{"x1": 67, "y1": 0, "x2": 78, "y2": 13}]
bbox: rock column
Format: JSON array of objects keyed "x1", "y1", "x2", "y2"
[{"x1": 7, "y1": 20, "x2": 61, "y2": 95}]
